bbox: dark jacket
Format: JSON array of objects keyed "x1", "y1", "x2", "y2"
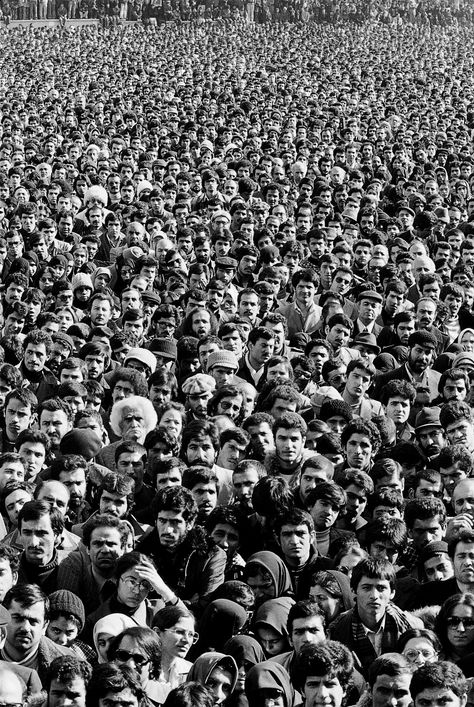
[{"x1": 136, "y1": 526, "x2": 226, "y2": 615}]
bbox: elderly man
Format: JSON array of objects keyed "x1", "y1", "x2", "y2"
[{"x1": 96, "y1": 396, "x2": 157, "y2": 470}]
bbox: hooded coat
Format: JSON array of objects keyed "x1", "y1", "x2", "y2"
[{"x1": 245, "y1": 661, "x2": 295, "y2": 707}]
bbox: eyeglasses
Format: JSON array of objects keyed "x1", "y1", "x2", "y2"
[
  {"x1": 403, "y1": 649, "x2": 436, "y2": 661},
  {"x1": 447, "y1": 616, "x2": 474, "y2": 629},
  {"x1": 164, "y1": 628, "x2": 199, "y2": 644},
  {"x1": 120, "y1": 576, "x2": 150, "y2": 592},
  {"x1": 115, "y1": 649, "x2": 149, "y2": 667}
]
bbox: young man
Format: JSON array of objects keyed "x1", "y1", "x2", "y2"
[
  {"x1": 16, "y1": 500, "x2": 64, "y2": 593},
  {"x1": 2, "y1": 389, "x2": 38, "y2": 455},
  {"x1": 265, "y1": 412, "x2": 312, "y2": 491},
  {"x1": 440, "y1": 401, "x2": 474, "y2": 455},
  {"x1": 340, "y1": 419, "x2": 381, "y2": 474},
  {"x1": 381, "y1": 380, "x2": 416, "y2": 442},
  {"x1": 410, "y1": 662, "x2": 468, "y2": 707},
  {"x1": 272, "y1": 600, "x2": 327, "y2": 676},
  {"x1": 294, "y1": 641, "x2": 354, "y2": 707},
  {"x1": 342, "y1": 359, "x2": 384, "y2": 420},
  {"x1": 136, "y1": 486, "x2": 226, "y2": 613},
  {"x1": 367, "y1": 654, "x2": 413, "y2": 707},
  {"x1": 307, "y1": 481, "x2": 352, "y2": 558},
  {"x1": 276, "y1": 268, "x2": 322, "y2": 338},
  {"x1": 329, "y1": 557, "x2": 422, "y2": 676}
]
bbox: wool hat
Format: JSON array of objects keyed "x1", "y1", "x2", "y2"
[
  {"x1": 124, "y1": 348, "x2": 157, "y2": 374},
  {"x1": 60, "y1": 429, "x2": 102, "y2": 461},
  {"x1": 453, "y1": 352, "x2": 474, "y2": 370},
  {"x1": 419, "y1": 540, "x2": 449, "y2": 565},
  {"x1": 320, "y1": 399, "x2": 353, "y2": 423},
  {"x1": 149, "y1": 338, "x2": 177, "y2": 361},
  {"x1": 373, "y1": 352, "x2": 397, "y2": 372},
  {"x1": 71, "y1": 273, "x2": 94, "y2": 292},
  {"x1": 49, "y1": 590, "x2": 85, "y2": 631},
  {"x1": 182, "y1": 373, "x2": 216, "y2": 396},
  {"x1": 207, "y1": 350, "x2": 239, "y2": 372},
  {"x1": 415, "y1": 406, "x2": 442, "y2": 432}
]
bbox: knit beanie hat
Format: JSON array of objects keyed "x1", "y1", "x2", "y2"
[
  {"x1": 72, "y1": 273, "x2": 94, "y2": 291},
  {"x1": 320, "y1": 399, "x2": 353, "y2": 423},
  {"x1": 49, "y1": 590, "x2": 85, "y2": 631},
  {"x1": 59, "y1": 429, "x2": 102, "y2": 460}
]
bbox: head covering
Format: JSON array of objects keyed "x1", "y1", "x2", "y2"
[
  {"x1": 245, "y1": 551, "x2": 293, "y2": 599},
  {"x1": 124, "y1": 347, "x2": 157, "y2": 374},
  {"x1": 453, "y1": 352, "x2": 474, "y2": 370},
  {"x1": 207, "y1": 350, "x2": 239, "y2": 372},
  {"x1": 224, "y1": 635, "x2": 265, "y2": 667},
  {"x1": 373, "y1": 352, "x2": 397, "y2": 372},
  {"x1": 93, "y1": 613, "x2": 137, "y2": 663},
  {"x1": 431, "y1": 352, "x2": 455, "y2": 373},
  {"x1": 149, "y1": 338, "x2": 177, "y2": 361},
  {"x1": 415, "y1": 406, "x2": 442, "y2": 432},
  {"x1": 72, "y1": 272, "x2": 94, "y2": 291},
  {"x1": 193, "y1": 600, "x2": 248, "y2": 656},
  {"x1": 59, "y1": 429, "x2": 102, "y2": 460},
  {"x1": 320, "y1": 399, "x2": 352, "y2": 423},
  {"x1": 182, "y1": 373, "x2": 216, "y2": 396},
  {"x1": 49, "y1": 590, "x2": 85, "y2": 631},
  {"x1": 188, "y1": 652, "x2": 238, "y2": 694},
  {"x1": 245, "y1": 661, "x2": 294, "y2": 707},
  {"x1": 458, "y1": 329, "x2": 474, "y2": 348},
  {"x1": 254, "y1": 597, "x2": 295, "y2": 643},
  {"x1": 327, "y1": 570, "x2": 355, "y2": 611}
]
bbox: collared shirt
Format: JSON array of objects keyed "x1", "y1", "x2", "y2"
[
  {"x1": 362, "y1": 615, "x2": 386, "y2": 656},
  {"x1": 356, "y1": 318, "x2": 375, "y2": 334},
  {"x1": 244, "y1": 352, "x2": 264, "y2": 385}
]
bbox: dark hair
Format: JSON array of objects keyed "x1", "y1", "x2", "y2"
[
  {"x1": 50, "y1": 454, "x2": 88, "y2": 480},
  {"x1": 18, "y1": 499, "x2": 64, "y2": 536},
  {"x1": 380, "y1": 379, "x2": 416, "y2": 406},
  {"x1": 306, "y1": 481, "x2": 346, "y2": 512},
  {"x1": 410, "y1": 661, "x2": 468, "y2": 700},
  {"x1": 152, "y1": 605, "x2": 195, "y2": 632},
  {"x1": 110, "y1": 367, "x2": 149, "y2": 397},
  {"x1": 438, "y1": 444, "x2": 473, "y2": 474},
  {"x1": 162, "y1": 682, "x2": 215, "y2": 707},
  {"x1": 181, "y1": 419, "x2": 220, "y2": 459},
  {"x1": 86, "y1": 663, "x2": 145, "y2": 707},
  {"x1": 404, "y1": 498, "x2": 446, "y2": 529},
  {"x1": 108, "y1": 626, "x2": 161, "y2": 680},
  {"x1": 4, "y1": 583, "x2": 49, "y2": 618},
  {"x1": 367, "y1": 653, "x2": 412, "y2": 689},
  {"x1": 365, "y1": 517, "x2": 407, "y2": 551},
  {"x1": 396, "y1": 628, "x2": 441, "y2": 657},
  {"x1": 293, "y1": 641, "x2": 354, "y2": 692},
  {"x1": 340, "y1": 419, "x2": 381, "y2": 452},
  {"x1": 150, "y1": 486, "x2": 197, "y2": 524},
  {"x1": 45, "y1": 655, "x2": 92, "y2": 691},
  {"x1": 82, "y1": 513, "x2": 129, "y2": 549},
  {"x1": 287, "y1": 599, "x2": 325, "y2": 635},
  {"x1": 350, "y1": 557, "x2": 396, "y2": 592},
  {"x1": 251, "y1": 476, "x2": 293, "y2": 520},
  {"x1": 274, "y1": 508, "x2": 314, "y2": 537}
]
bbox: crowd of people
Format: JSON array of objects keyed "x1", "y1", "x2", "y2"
[
  {"x1": 0, "y1": 9, "x2": 472, "y2": 707},
  {"x1": 2, "y1": 0, "x2": 474, "y2": 26}
]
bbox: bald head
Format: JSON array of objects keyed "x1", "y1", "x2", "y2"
[
  {"x1": 35, "y1": 480, "x2": 70, "y2": 517},
  {"x1": 0, "y1": 668, "x2": 24, "y2": 705}
]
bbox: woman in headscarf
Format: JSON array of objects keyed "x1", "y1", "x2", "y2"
[
  {"x1": 224, "y1": 635, "x2": 265, "y2": 707},
  {"x1": 253, "y1": 597, "x2": 295, "y2": 658},
  {"x1": 243, "y1": 551, "x2": 294, "y2": 608},
  {"x1": 245, "y1": 661, "x2": 295, "y2": 707},
  {"x1": 93, "y1": 613, "x2": 136, "y2": 663},
  {"x1": 302, "y1": 569, "x2": 354, "y2": 623},
  {"x1": 189, "y1": 599, "x2": 248, "y2": 662},
  {"x1": 188, "y1": 652, "x2": 238, "y2": 706},
  {"x1": 458, "y1": 328, "x2": 474, "y2": 352}
]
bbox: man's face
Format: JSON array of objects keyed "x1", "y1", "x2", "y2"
[
  {"x1": 345, "y1": 433, "x2": 372, "y2": 469},
  {"x1": 417, "y1": 301, "x2": 436, "y2": 328},
  {"x1": 219, "y1": 440, "x2": 247, "y2": 471},
  {"x1": 409, "y1": 344, "x2": 433, "y2": 373},
  {"x1": 326, "y1": 324, "x2": 350, "y2": 350},
  {"x1": 186, "y1": 434, "x2": 216, "y2": 467},
  {"x1": 423, "y1": 553, "x2": 454, "y2": 582},
  {"x1": 88, "y1": 527, "x2": 124, "y2": 573},
  {"x1": 410, "y1": 515, "x2": 445, "y2": 551},
  {"x1": 20, "y1": 512, "x2": 57, "y2": 566},
  {"x1": 303, "y1": 674, "x2": 346, "y2": 707},
  {"x1": 311, "y1": 498, "x2": 340, "y2": 531},
  {"x1": 414, "y1": 687, "x2": 466, "y2": 707},
  {"x1": 232, "y1": 469, "x2": 259, "y2": 508},
  {"x1": 446, "y1": 417, "x2": 474, "y2": 450},
  {"x1": 385, "y1": 396, "x2": 410, "y2": 425},
  {"x1": 453, "y1": 541, "x2": 474, "y2": 588},
  {"x1": 49, "y1": 677, "x2": 87, "y2": 707},
  {"x1": 345, "y1": 367, "x2": 371, "y2": 400},
  {"x1": 40, "y1": 410, "x2": 71, "y2": 449},
  {"x1": 279, "y1": 523, "x2": 313, "y2": 566},
  {"x1": 275, "y1": 428, "x2": 305, "y2": 465},
  {"x1": 371, "y1": 673, "x2": 412, "y2": 707},
  {"x1": 24, "y1": 343, "x2": 47, "y2": 373},
  {"x1": 98, "y1": 689, "x2": 138, "y2": 707},
  {"x1": 156, "y1": 510, "x2": 191, "y2": 551},
  {"x1": 58, "y1": 468, "x2": 87, "y2": 508},
  {"x1": 6, "y1": 598, "x2": 46, "y2": 655}
]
